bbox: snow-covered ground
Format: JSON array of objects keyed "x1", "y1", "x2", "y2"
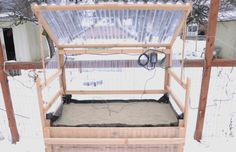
[{"x1": 0, "y1": 38, "x2": 236, "y2": 152}]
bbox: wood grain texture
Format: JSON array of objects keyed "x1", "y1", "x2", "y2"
[
  {"x1": 194, "y1": 0, "x2": 220, "y2": 142},
  {"x1": 0, "y1": 40, "x2": 19, "y2": 143}
]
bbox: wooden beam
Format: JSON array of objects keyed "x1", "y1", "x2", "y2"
[
  {"x1": 40, "y1": 69, "x2": 62, "y2": 90},
  {"x1": 184, "y1": 78, "x2": 191, "y2": 128},
  {"x1": 36, "y1": 78, "x2": 46, "y2": 131},
  {"x1": 43, "y1": 88, "x2": 62, "y2": 113},
  {"x1": 57, "y1": 49, "x2": 66, "y2": 94},
  {"x1": 32, "y1": 3, "x2": 192, "y2": 11},
  {"x1": 66, "y1": 89, "x2": 166, "y2": 95},
  {"x1": 59, "y1": 48, "x2": 170, "y2": 55},
  {"x1": 38, "y1": 22, "x2": 47, "y2": 83},
  {"x1": 168, "y1": 69, "x2": 187, "y2": 89},
  {"x1": 44, "y1": 137, "x2": 185, "y2": 145},
  {"x1": 0, "y1": 39, "x2": 19, "y2": 143},
  {"x1": 166, "y1": 86, "x2": 184, "y2": 112},
  {"x1": 164, "y1": 49, "x2": 171, "y2": 90},
  {"x1": 211, "y1": 59, "x2": 236, "y2": 67},
  {"x1": 1, "y1": 59, "x2": 236, "y2": 70},
  {"x1": 49, "y1": 127, "x2": 181, "y2": 138},
  {"x1": 1, "y1": 61, "x2": 43, "y2": 70},
  {"x1": 181, "y1": 20, "x2": 187, "y2": 79},
  {"x1": 58, "y1": 43, "x2": 170, "y2": 49},
  {"x1": 170, "y1": 10, "x2": 190, "y2": 46},
  {"x1": 194, "y1": 0, "x2": 220, "y2": 142},
  {"x1": 34, "y1": 11, "x2": 59, "y2": 46}
]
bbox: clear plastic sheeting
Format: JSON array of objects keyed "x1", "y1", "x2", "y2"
[{"x1": 40, "y1": 7, "x2": 185, "y2": 45}]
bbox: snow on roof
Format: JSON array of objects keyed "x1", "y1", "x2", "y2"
[{"x1": 218, "y1": 9, "x2": 236, "y2": 22}]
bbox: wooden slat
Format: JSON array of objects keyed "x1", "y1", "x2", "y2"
[
  {"x1": 38, "y1": 22, "x2": 47, "y2": 83},
  {"x1": 34, "y1": 11, "x2": 59, "y2": 46},
  {"x1": 194, "y1": 0, "x2": 220, "y2": 142},
  {"x1": 170, "y1": 9, "x2": 191, "y2": 46},
  {"x1": 40, "y1": 69, "x2": 62, "y2": 89},
  {"x1": 184, "y1": 78, "x2": 191, "y2": 128},
  {"x1": 2, "y1": 61, "x2": 44, "y2": 70},
  {"x1": 43, "y1": 88, "x2": 63, "y2": 113},
  {"x1": 59, "y1": 49, "x2": 170, "y2": 55},
  {"x1": 166, "y1": 86, "x2": 184, "y2": 112},
  {"x1": 45, "y1": 138, "x2": 185, "y2": 145},
  {"x1": 164, "y1": 50, "x2": 171, "y2": 90},
  {"x1": 36, "y1": 78, "x2": 46, "y2": 131},
  {"x1": 58, "y1": 43, "x2": 170, "y2": 49},
  {"x1": 0, "y1": 39, "x2": 19, "y2": 143},
  {"x1": 50, "y1": 127, "x2": 182, "y2": 138},
  {"x1": 181, "y1": 21, "x2": 187, "y2": 80},
  {"x1": 57, "y1": 49, "x2": 66, "y2": 94},
  {"x1": 168, "y1": 69, "x2": 187, "y2": 89},
  {"x1": 66, "y1": 89, "x2": 166, "y2": 95},
  {"x1": 32, "y1": 3, "x2": 192, "y2": 11},
  {"x1": 2, "y1": 58, "x2": 236, "y2": 71},
  {"x1": 211, "y1": 59, "x2": 236, "y2": 67}
]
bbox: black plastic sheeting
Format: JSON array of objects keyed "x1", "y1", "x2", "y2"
[{"x1": 47, "y1": 93, "x2": 183, "y2": 127}]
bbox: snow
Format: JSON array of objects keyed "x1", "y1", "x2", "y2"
[
  {"x1": 0, "y1": 37, "x2": 236, "y2": 152},
  {"x1": 218, "y1": 8, "x2": 236, "y2": 22}
]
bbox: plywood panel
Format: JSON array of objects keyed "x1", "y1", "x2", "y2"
[
  {"x1": 50, "y1": 127, "x2": 181, "y2": 138},
  {"x1": 52, "y1": 144, "x2": 178, "y2": 152}
]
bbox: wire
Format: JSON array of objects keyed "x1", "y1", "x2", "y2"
[
  {"x1": 140, "y1": 68, "x2": 157, "y2": 99},
  {"x1": 137, "y1": 48, "x2": 167, "y2": 70},
  {"x1": 3, "y1": 61, "x2": 38, "y2": 89},
  {"x1": 0, "y1": 107, "x2": 30, "y2": 119}
]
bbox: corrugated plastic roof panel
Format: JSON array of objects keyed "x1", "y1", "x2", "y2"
[{"x1": 34, "y1": 2, "x2": 191, "y2": 47}]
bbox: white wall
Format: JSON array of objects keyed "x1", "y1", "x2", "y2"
[
  {"x1": 12, "y1": 22, "x2": 49, "y2": 62},
  {"x1": 215, "y1": 21, "x2": 236, "y2": 59},
  {"x1": 0, "y1": 29, "x2": 7, "y2": 60}
]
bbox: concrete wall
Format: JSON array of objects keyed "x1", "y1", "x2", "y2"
[
  {"x1": 12, "y1": 22, "x2": 49, "y2": 62},
  {"x1": 215, "y1": 21, "x2": 236, "y2": 59}
]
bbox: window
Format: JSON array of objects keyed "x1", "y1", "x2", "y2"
[{"x1": 3, "y1": 28, "x2": 16, "y2": 60}]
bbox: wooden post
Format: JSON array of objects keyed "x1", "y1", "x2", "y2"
[
  {"x1": 181, "y1": 22, "x2": 187, "y2": 80},
  {"x1": 194, "y1": 0, "x2": 220, "y2": 142},
  {"x1": 36, "y1": 78, "x2": 52, "y2": 152},
  {"x1": 38, "y1": 21, "x2": 47, "y2": 83},
  {"x1": 0, "y1": 39, "x2": 19, "y2": 143},
  {"x1": 57, "y1": 49, "x2": 66, "y2": 94},
  {"x1": 164, "y1": 48, "x2": 171, "y2": 90},
  {"x1": 184, "y1": 78, "x2": 191, "y2": 128}
]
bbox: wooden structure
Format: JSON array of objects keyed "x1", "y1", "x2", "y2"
[
  {"x1": 0, "y1": 39, "x2": 19, "y2": 143},
  {"x1": 32, "y1": 2, "x2": 192, "y2": 152},
  {"x1": 194, "y1": 0, "x2": 220, "y2": 141}
]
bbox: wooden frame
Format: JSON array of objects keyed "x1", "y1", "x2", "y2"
[
  {"x1": 32, "y1": 2, "x2": 192, "y2": 49},
  {"x1": 66, "y1": 89, "x2": 166, "y2": 95},
  {"x1": 0, "y1": 38, "x2": 19, "y2": 143},
  {"x1": 34, "y1": 2, "x2": 192, "y2": 152},
  {"x1": 58, "y1": 43, "x2": 171, "y2": 49},
  {"x1": 194, "y1": 0, "x2": 220, "y2": 142},
  {"x1": 32, "y1": 3, "x2": 192, "y2": 11},
  {"x1": 59, "y1": 48, "x2": 170, "y2": 55},
  {"x1": 36, "y1": 59, "x2": 191, "y2": 152}
]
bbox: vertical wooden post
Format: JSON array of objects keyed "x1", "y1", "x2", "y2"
[
  {"x1": 164, "y1": 48, "x2": 171, "y2": 90},
  {"x1": 38, "y1": 14, "x2": 47, "y2": 83},
  {"x1": 184, "y1": 78, "x2": 191, "y2": 128},
  {"x1": 57, "y1": 49, "x2": 66, "y2": 94},
  {"x1": 194, "y1": 0, "x2": 220, "y2": 142},
  {"x1": 35, "y1": 78, "x2": 45, "y2": 129},
  {"x1": 36, "y1": 78, "x2": 52, "y2": 152},
  {"x1": 0, "y1": 39, "x2": 19, "y2": 143},
  {"x1": 181, "y1": 22, "x2": 187, "y2": 80},
  {"x1": 178, "y1": 119, "x2": 184, "y2": 152}
]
